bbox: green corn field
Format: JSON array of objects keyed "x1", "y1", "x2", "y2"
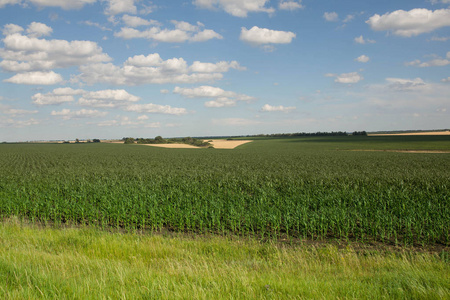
[{"x1": 0, "y1": 135, "x2": 449, "y2": 246}]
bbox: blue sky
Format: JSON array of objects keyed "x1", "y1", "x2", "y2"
[{"x1": 0, "y1": 0, "x2": 449, "y2": 141}]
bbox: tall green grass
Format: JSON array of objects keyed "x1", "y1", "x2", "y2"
[
  {"x1": 0, "y1": 219, "x2": 448, "y2": 299},
  {"x1": 0, "y1": 136, "x2": 449, "y2": 245}
]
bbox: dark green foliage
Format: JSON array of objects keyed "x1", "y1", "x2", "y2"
[
  {"x1": 0, "y1": 135, "x2": 449, "y2": 245},
  {"x1": 123, "y1": 137, "x2": 135, "y2": 144},
  {"x1": 136, "y1": 136, "x2": 211, "y2": 147},
  {"x1": 352, "y1": 131, "x2": 367, "y2": 136}
]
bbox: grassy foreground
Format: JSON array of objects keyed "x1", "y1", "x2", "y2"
[{"x1": 1, "y1": 219, "x2": 448, "y2": 299}]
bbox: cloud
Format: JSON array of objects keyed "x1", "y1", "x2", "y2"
[
  {"x1": 0, "y1": 118, "x2": 40, "y2": 128},
  {"x1": 51, "y1": 109, "x2": 108, "y2": 120},
  {"x1": 79, "y1": 89, "x2": 140, "y2": 108},
  {"x1": 189, "y1": 61, "x2": 245, "y2": 73},
  {"x1": 193, "y1": 0, "x2": 274, "y2": 17},
  {"x1": 326, "y1": 72, "x2": 363, "y2": 84},
  {"x1": 240, "y1": 26, "x2": 296, "y2": 46},
  {"x1": 430, "y1": 36, "x2": 450, "y2": 41},
  {"x1": 385, "y1": 77, "x2": 426, "y2": 91},
  {"x1": 366, "y1": 8, "x2": 450, "y2": 37},
  {"x1": 32, "y1": 87, "x2": 85, "y2": 106},
  {"x1": 0, "y1": 0, "x2": 21, "y2": 8},
  {"x1": 8, "y1": 0, "x2": 97, "y2": 10},
  {"x1": 104, "y1": 0, "x2": 136, "y2": 15},
  {"x1": 430, "y1": 0, "x2": 450, "y2": 4},
  {"x1": 31, "y1": 87, "x2": 85, "y2": 105},
  {"x1": 354, "y1": 35, "x2": 376, "y2": 44},
  {"x1": 442, "y1": 77, "x2": 450, "y2": 82},
  {"x1": 79, "y1": 21, "x2": 112, "y2": 31},
  {"x1": 26, "y1": 22, "x2": 53, "y2": 38},
  {"x1": 114, "y1": 20, "x2": 222, "y2": 43},
  {"x1": 77, "y1": 53, "x2": 243, "y2": 85},
  {"x1": 355, "y1": 55, "x2": 370, "y2": 63},
  {"x1": 0, "y1": 104, "x2": 38, "y2": 116},
  {"x1": 32, "y1": 93, "x2": 74, "y2": 105},
  {"x1": 0, "y1": 29, "x2": 111, "y2": 73},
  {"x1": 125, "y1": 103, "x2": 187, "y2": 115},
  {"x1": 279, "y1": 1, "x2": 303, "y2": 11},
  {"x1": 343, "y1": 14, "x2": 355, "y2": 23},
  {"x1": 261, "y1": 104, "x2": 296, "y2": 112},
  {"x1": 122, "y1": 15, "x2": 159, "y2": 27},
  {"x1": 31, "y1": 87, "x2": 141, "y2": 108},
  {"x1": 323, "y1": 12, "x2": 338, "y2": 22},
  {"x1": 405, "y1": 52, "x2": 450, "y2": 67},
  {"x1": 359, "y1": 78, "x2": 450, "y2": 117},
  {"x1": 2, "y1": 24, "x2": 24, "y2": 36},
  {"x1": 173, "y1": 85, "x2": 255, "y2": 107},
  {"x1": 4, "y1": 71, "x2": 63, "y2": 85}
]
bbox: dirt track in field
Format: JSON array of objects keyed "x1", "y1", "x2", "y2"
[{"x1": 137, "y1": 140, "x2": 253, "y2": 149}]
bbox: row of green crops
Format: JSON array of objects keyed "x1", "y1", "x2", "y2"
[{"x1": 0, "y1": 135, "x2": 449, "y2": 245}]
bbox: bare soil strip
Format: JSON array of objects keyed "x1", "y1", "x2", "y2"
[
  {"x1": 134, "y1": 140, "x2": 253, "y2": 149},
  {"x1": 369, "y1": 131, "x2": 450, "y2": 136},
  {"x1": 140, "y1": 144, "x2": 200, "y2": 149},
  {"x1": 348, "y1": 149, "x2": 450, "y2": 154},
  {"x1": 207, "y1": 139, "x2": 253, "y2": 149}
]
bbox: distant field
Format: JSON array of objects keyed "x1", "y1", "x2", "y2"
[
  {"x1": 369, "y1": 130, "x2": 450, "y2": 136},
  {"x1": 0, "y1": 135, "x2": 449, "y2": 246}
]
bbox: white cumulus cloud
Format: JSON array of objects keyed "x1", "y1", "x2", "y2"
[
  {"x1": 279, "y1": 1, "x2": 303, "y2": 11},
  {"x1": 114, "y1": 20, "x2": 222, "y2": 43},
  {"x1": 4, "y1": 0, "x2": 97, "y2": 10},
  {"x1": 240, "y1": 26, "x2": 296, "y2": 46},
  {"x1": 125, "y1": 103, "x2": 187, "y2": 115},
  {"x1": 122, "y1": 15, "x2": 159, "y2": 27},
  {"x1": 385, "y1": 77, "x2": 426, "y2": 91},
  {"x1": 104, "y1": 0, "x2": 136, "y2": 15},
  {"x1": 323, "y1": 12, "x2": 338, "y2": 22},
  {"x1": 366, "y1": 8, "x2": 450, "y2": 37},
  {"x1": 2, "y1": 24, "x2": 24, "y2": 36},
  {"x1": 261, "y1": 104, "x2": 296, "y2": 112},
  {"x1": 326, "y1": 72, "x2": 363, "y2": 84},
  {"x1": 189, "y1": 61, "x2": 245, "y2": 73},
  {"x1": 26, "y1": 22, "x2": 53, "y2": 38},
  {"x1": 4, "y1": 71, "x2": 63, "y2": 85},
  {"x1": 173, "y1": 85, "x2": 254, "y2": 108},
  {"x1": 193, "y1": 0, "x2": 274, "y2": 17},
  {"x1": 79, "y1": 89, "x2": 140, "y2": 108},
  {"x1": 0, "y1": 0, "x2": 21, "y2": 8},
  {"x1": 0, "y1": 29, "x2": 111, "y2": 73},
  {"x1": 354, "y1": 35, "x2": 376, "y2": 44},
  {"x1": 355, "y1": 55, "x2": 370, "y2": 63},
  {"x1": 51, "y1": 109, "x2": 108, "y2": 120},
  {"x1": 78, "y1": 53, "x2": 243, "y2": 85},
  {"x1": 405, "y1": 52, "x2": 450, "y2": 67}
]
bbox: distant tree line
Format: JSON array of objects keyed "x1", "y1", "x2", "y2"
[
  {"x1": 123, "y1": 136, "x2": 212, "y2": 147},
  {"x1": 351, "y1": 131, "x2": 367, "y2": 136},
  {"x1": 62, "y1": 138, "x2": 101, "y2": 144},
  {"x1": 249, "y1": 131, "x2": 349, "y2": 138}
]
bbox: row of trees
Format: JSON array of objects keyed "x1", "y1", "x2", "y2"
[
  {"x1": 63, "y1": 139, "x2": 101, "y2": 144},
  {"x1": 123, "y1": 136, "x2": 212, "y2": 147},
  {"x1": 351, "y1": 131, "x2": 367, "y2": 136},
  {"x1": 250, "y1": 131, "x2": 350, "y2": 137}
]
